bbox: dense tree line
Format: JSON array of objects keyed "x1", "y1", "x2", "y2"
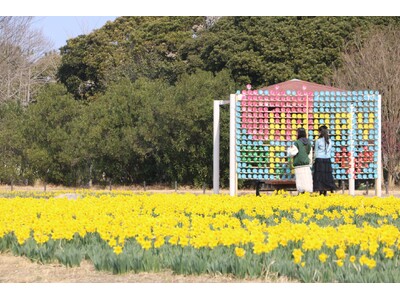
[
  {"x1": 0, "y1": 71, "x2": 234, "y2": 187},
  {"x1": 0, "y1": 16, "x2": 399, "y2": 187}
]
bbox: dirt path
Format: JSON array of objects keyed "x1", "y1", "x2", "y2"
[{"x1": 0, "y1": 253, "x2": 292, "y2": 283}]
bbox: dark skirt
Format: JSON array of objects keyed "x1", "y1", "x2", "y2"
[{"x1": 313, "y1": 158, "x2": 337, "y2": 192}]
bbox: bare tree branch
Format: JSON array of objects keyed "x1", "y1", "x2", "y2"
[
  {"x1": 328, "y1": 26, "x2": 400, "y2": 186},
  {"x1": 0, "y1": 16, "x2": 58, "y2": 105}
]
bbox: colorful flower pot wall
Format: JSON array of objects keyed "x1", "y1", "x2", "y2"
[{"x1": 235, "y1": 87, "x2": 380, "y2": 181}]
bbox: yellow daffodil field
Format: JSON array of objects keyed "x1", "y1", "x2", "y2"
[{"x1": 1, "y1": 190, "x2": 400, "y2": 282}]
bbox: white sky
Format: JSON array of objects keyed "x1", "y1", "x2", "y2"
[
  {"x1": 32, "y1": 16, "x2": 117, "y2": 50},
  {"x1": 3, "y1": 0, "x2": 398, "y2": 16},
  {"x1": 11, "y1": 0, "x2": 397, "y2": 51}
]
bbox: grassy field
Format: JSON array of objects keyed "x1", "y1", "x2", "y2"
[{"x1": 1, "y1": 183, "x2": 399, "y2": 197}]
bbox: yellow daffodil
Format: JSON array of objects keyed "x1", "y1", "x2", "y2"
[
  {"x1": 235, "y1": 247, "x2": 246, "y2": 258},
  {"x1": 336, "y1": 259, "x2": 344, "y2": 267},
  {"x1": 319, "y1": 253, "x2": 328, "y2": 263}
]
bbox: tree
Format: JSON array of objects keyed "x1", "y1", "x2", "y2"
[
  {"x1": 183, "y1": 16, "x2": 400, "y2": 88},
  {"x1": 0, "y1": 16, "x2": 56, "y2": 105},
  {"x1": 155, "y1": 69, "x2": 235, "y2": 186},
  {"x1": 0, "y1": 102, "x2": 27, "y2": 188},
  {"x1": 24, "y1": 83, "x2": 80, "y2": 187},
  {"x1": 329, "y1": 26, "x2": 400, "y2": 187},
  {"x1": 58, "y1": 16, "x2": 206, "y2": 100},
  {"x1": 66, "y1": 70, "x2": 234, "y2": 187},
  {"x1": 76, "y1": 78, "x2": 172, "y2": 184}
]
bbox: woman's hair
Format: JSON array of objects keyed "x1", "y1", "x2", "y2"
[
  {"x1": 318, "y1": 125, "x2": 330, "y2": 145},
  {"x1": 297, "y1": 127, "x2": 307, "y2": 139}
]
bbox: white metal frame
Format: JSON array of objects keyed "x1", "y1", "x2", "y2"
[
  {"x1": 213, "y1": 99, "x2": 230, "y2": 194},
  {"x1": 376, "y1": 95, "x2": 382, "y2": 197},
  {"x1": 213, "y1": 93, "x2": 383, "y2": 197},
  {"x1": 348, "y1": 104, "x2": 355, "y2": 195},
  {"x1": 213, "y1": 95, "x2": 238, "y2": 196},
  {"x1": 229, "y1": 94, "x2": 238, "y2": 196}
]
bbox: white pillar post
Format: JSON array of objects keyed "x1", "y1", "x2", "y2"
[
  {"x1": 213, "y1": 100, "x2": 230, "y2": 194},
  {"x1": 349, "y1": 104, "x2": 355, "y2": 196},
  {"x1": 213, "y1": 100, "x2": 221, "y2": 194},
  {"x1": 229, "y1": 94, "x2": 238, "y2": 196},
  {"x1": 376, "y1": 95, "x2": 382, "y2": 197}
]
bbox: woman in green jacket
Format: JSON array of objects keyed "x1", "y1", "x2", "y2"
[{"x1": 287, "y1": 127, "x2": 313, "y2": 193}]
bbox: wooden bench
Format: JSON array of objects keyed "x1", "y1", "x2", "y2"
[{"x1": 255, "y1": 180, "x2": 297, "y2": 196}]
